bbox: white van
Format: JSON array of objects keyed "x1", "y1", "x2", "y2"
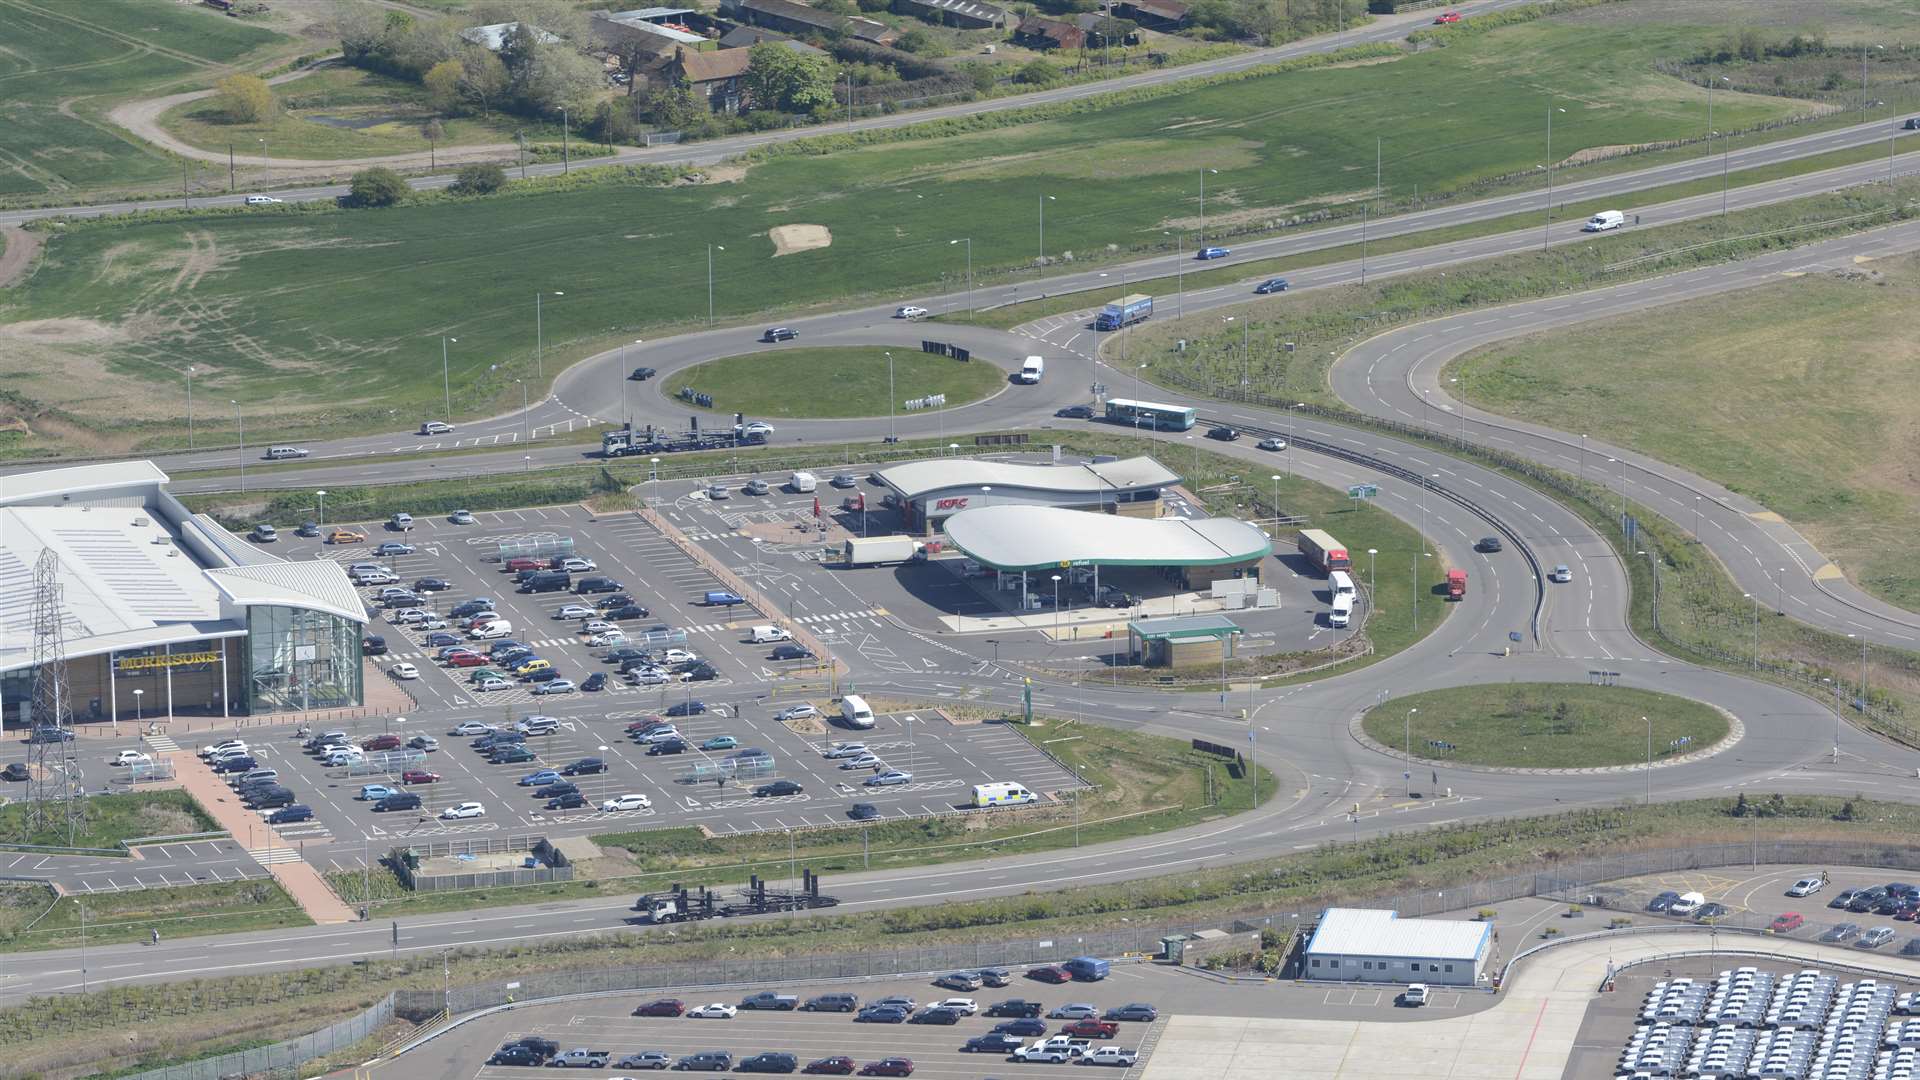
[
  {"x1": 840, "y1": 694, "x2": 875, "y2": 729},
  {"x1": 389, "y1": 513, "x2": 413, "y2": 531},
  {"x1": 263, "y1": 446, "x2": 308, "y2": 460},
  {"x1": 470, "y1": 619, "x2": 513, "y2": 639},
  {"x1": 1329, "y1": 570, "x2": 1356, "y2": 599},
  {"x1": 1017, "y1": 356, "x2": 1045, "y2": 384},
  {"x1": 1328, "y1": 594, "x2": 1353, "y2": 628},
  {"x1": 789, "y1": 471, "x2": 818, "y2": 493},
  {"x1": 972, "y1": 782, "x2": 1038, "y2": 808},
  {"x1": 750, "y1": 625, "x2": 792, "y2": 644},
  {"x1": 1582, "y1": 209, "x2": 1625, "y2": 232}
]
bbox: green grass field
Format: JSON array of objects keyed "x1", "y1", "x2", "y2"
[
  {"x1": 1360, "y1": 683, "x2": 1730, "y2": 769},
  {"x1": 0, "y1": 790, "x2": 215, "y2": 852},
  {"x1": 664, "y1": 347, "x2": 1008, "y2": 419},
  {"x1": 0, "y1": 878, "x2": 309, "y2": 951},
  {"x1": 0, "y1": 0, "x2": 289, "y2": 198},
  {"x1": 157, "y1": 64, "x2": 574, "y2": 162},
  {"x1": 0, "y1": 6, "x2": 1820, "y2": 448},
  {"x1": 1453, "y1": 250, "x2": 1920, "y2": 612}
]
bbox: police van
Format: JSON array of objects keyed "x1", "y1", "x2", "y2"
[{"x1": 971, "y1": 782, "x2": 1038, "y2": 808}]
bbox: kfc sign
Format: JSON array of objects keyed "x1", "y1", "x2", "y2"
[{"x1": 934, "y1": 497, "x2": 969, "y2": 511}]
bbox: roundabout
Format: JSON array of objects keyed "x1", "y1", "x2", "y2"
[
  {"x1": 660, "y1": 346, "x2": 1010, "y2": 420},
  {"x1": 1358, "y1": 683, "x2": 1734, "y2": 771}
]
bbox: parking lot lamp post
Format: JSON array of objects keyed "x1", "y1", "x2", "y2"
[
  {"x1": 441, "y1": 336, "x2": 457, "y2": 418},
  {"x1": 1038, "y1": 194, "x2": 1054, "y2": 267},
  {"x1": 707, "y1": 245, "x2": 724, "y2": 326},
  {"x1": 949, "y1": 239, "x2": 972, "y2": 315},
  {"x1": 1367, "y1": 548, "x2": 1377, "y2": 601},
  {"x1": 232, "y1": 401, "x2": 244, "y2": 492},
  {"x1": 316, "y1": 490, "x2": 327, "y2": 537},
  {"x1": 1405, "y1": 706, "x2": 1414, "y2": 797},
  {"x1": 186, "y1": 366, "x2": 195, "y2": 448},
  {"x1": 1270, "y1": 474, "x2": 1281, "y2": 522},
  {"x1": 133, "y1": 689, "x2": 143, "y2": 727},
  {"x1": 886, "y1": 350, "x2": 896, "y2": 443},
  {"x1": 651, "y1": 457, "x2": 661, "y2": 507},
  {"x1": 1051, "y1": 575, "x2": 1062, "y2": 638},
  {"x1": 517, "y1": 379, "x2": 529, "y2": 443}
]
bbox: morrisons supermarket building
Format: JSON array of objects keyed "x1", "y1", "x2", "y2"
[
  {"x1": 873, "y1": 456, "x2": 1181, "y2": 535},
  {"x1": 1, "y1": 462, "x2": 367, "y2": 727}
]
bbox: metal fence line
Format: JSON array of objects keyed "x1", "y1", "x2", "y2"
[{"x1": 118, "y1": 992, "x2": 394, "y2": 1080}]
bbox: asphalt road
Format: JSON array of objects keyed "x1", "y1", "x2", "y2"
[{"x1": 0, "y1": 0, "x2": 1524, "y2": 229}]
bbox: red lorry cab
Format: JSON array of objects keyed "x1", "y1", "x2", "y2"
[{"x1": 1446, "y1": 569, "x2": 1468, "y2": 600}]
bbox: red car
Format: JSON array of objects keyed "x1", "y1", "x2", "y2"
[
  {"x1": 505, "y1": 557, "x2": 544, "y2": 573},
  {"x1": 626, "y1": 717, "x2": 669, "y2": 733},
  {"x1": 858, "y1": 1060, "x2": 913, "y2": 1077},
  {"x1": 1769, "y1": 912, "x2": 1804, "y2": 933},
  {"x1": 362, "y1": 734, "x2": 402, "y2": 752},
  {"x1": 1433, "y1": 10, "x2": 1459, "y2": 22},
  {"x1": 804, "y1": 1058, "x2": 856, "y2": 1075},
  {"x1": 401, "y1": 770, "x2": 440, "y2": 784},
  {"x1": 1027, "y1": 965, "x2": 1071, "y2": 984},
  {"x1": 633, "y1": 998, "x2": 685, "y2": 1017},
  {"x1": 1062, "y1": 1019, "x2": 1119, "y2": 1039},
  {"x1": 448, "y1": 652, "x2": 487, "y2": 668}
]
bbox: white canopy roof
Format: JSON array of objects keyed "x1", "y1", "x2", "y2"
[
  {"x1": 942, "y1": 506, "x2": 1270, "y2": 571},
  {"x1": 876, "y1": 456, "x2": 1178, "y2": 501}
]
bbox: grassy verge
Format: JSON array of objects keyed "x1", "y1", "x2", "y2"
[
  {"x1": 11, "y1": 792, "x2": 1920, "y2": 1076},
  {"x1": 1453, "y1": 248, "x2": 1920, "y2": 613},
  {"x1": 664, "y1": 347, "x2": 1008, "y2": 419},
  {"x1": 0, "y1": 879, "x2": 310, "y2": 952},
  {"x1": 0, "y1": 790, "x2": 214, "y2": 853},
  {"x1": 1360, "y1": 683, "x2": 1730, "y2": 769},
  {"x1": 327, "y1": 717, "x2": 1273, "y2": 918}
]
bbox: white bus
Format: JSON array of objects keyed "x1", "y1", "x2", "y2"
[{"x1": 971, "y1": 782, "x2": 1038, "y2": 808}]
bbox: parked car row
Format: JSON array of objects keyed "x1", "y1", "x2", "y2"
[{"x1": 202, "y1": 741, "x2": 314, "y2": 824}]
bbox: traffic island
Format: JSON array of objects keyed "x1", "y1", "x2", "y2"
[{"x1": 1356, "y1": 683, "x2": 1736, "y2": 772}]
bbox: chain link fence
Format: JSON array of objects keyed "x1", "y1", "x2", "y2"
[{"x1": 119, "y1": 992, "x2": 394, "y2": 1080}]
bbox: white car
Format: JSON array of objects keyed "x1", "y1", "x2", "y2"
[
  {"x1": 688, "y1": 1003, "x2": 738, "y2": 1020},
  {"x1": 582, "y1": 620, "x2": 618, "y2": 635},
  {"x1": 895, "y1": 305, "x2": 929, "y2": 319},
  {"x1": 441, "y1": 802, "x2": 485, "y2": 820},
  {"x1": 449, "y1": 510, "x2": 476, "y2": 525},
  {"x1": 775, "y1": 704, "x2": 819, "y2": 721},
  {"x1": 588, "y1": 632, "x2": 628, "y2": 648},
  {"x1": 560, "y1": 557, "x2": 597, "y2": 572},
  {"x1": 840, "y1": 752, "x2": 882, "y2": 770},
  {"x1": 555, "y1": 604, "x2": 597, "y2": 620},
  {"x1": 639, "y1": 726, "x2": 682, "y2": 744},
  {"x1": 390, "y1": 662, "x2": 420, "y2": 680},
  {"x1": 1550, "y1": 564, "x2": 1574, "y2": 583},
  {"x1": 244, "y1": 195, "x2": 283, "y2": 206},
  {"x1": 199, "y1": 740, "x2": 246, "y2": 759},
  {"x1": 1787, "y1": 877, "x2": 1827, "y2": 897},
  {"x1": 1402, "y1": 983, "x2": 1429, "y2": 1007},
  {"x1": 1083, "y1": 1048, "x2": 1139, "y2": 1067},
  {"x1": 930, "y1": 997, "x2": 978, "y2": 1015},
  {"x1": 741, "y1": 421, "x2": 775, "y2": 438},
  {"x1": 663, "y1": 648, "x2": 697, "y2": 664},
  {"x1": 627, "y1": 669, "x2": 669, "y2": 686},
  {"x1": 111, "y1": 750, "x2": 152, "y2": 766},
  {"x1": 867, "y1": 770, "x2": 913, "y2": 786},
  {"x1": 822, "y1": 743, "x2": 869, "y2": 759},
  {"x1": 451, "y1": 721, "x2": 495, "y2": 736},
  {"x1": 602, "y1": 794, "x2": 652, "y2": 812}
]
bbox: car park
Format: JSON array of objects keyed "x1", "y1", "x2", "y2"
[
  {"x1": 531, "y1": 679, "x2": 576, "y2": 695},
  {"x1": 856, "y1": 1006, "x2": 909, "y2": 1024},
  {"x1": 451, "y1": 721, "x2": 494, "y2": 736},
  {"x1": 987, "y1": 999, "x2": 1045, "y2": 1018},
  {"x1": 775, "y1": 704, "x2": 820, "y2": 721},
  {"x1": 755, "y1": 780, "x2": 803, "y2": 798},
  {"x1": 963, "y1": 1034, "x2": 1025, "y2": 1054},
  {"x1": 1765, "y1": 911, "x2": 1801, "y2": 932},
  {"x1": 648, "y1": 739, "x2": 689, "y2": 756},
  {"x1": 666, "y1": 701, "x2": 707, "y2": 717},
  {"x1": 1822, "y1": 923, "x2": 1863, "y2": 942},
  {"x1": 401, "y1": 770, "x2": 439, "y2": 784},
  {"x1": 739, "y1": 1052, "x2": 799, "y2": 1073},
  {"x1": 329, "y1": 529, "x2": 367, "y2": 544},
  {"x1": 908, "y1": 1007, "x2": 960, "y2": 1025},
  {"x1": 1104, "y1": 1003, "x2": 1158, "y2": 1021},
  {"x1": 267, "y1": 805, "x2": 313, "y2": 825},
  {"x1": 408, "y1": 735, "x2": 439, "y2": 752},
  {"x1": 929, "y1": 997, "x2": 978, "y2": 1015},
  {"x1": 1049, "y1": 1003, "x2": 1098, "y2": 1020},
  {"x1": 858, "y1": 1058, "x2": 913, "y2": 1076},
  {"x1": 1028, "y1": 966, "x2": 1071, "y2": 984},
  {"x1": 802, "y1": 993, "x2": 860, "y2": 1012},
  {"x1": 743, "y1": 478, "x2": 771, "y2": 495},
  {"x1": 374, "y1": 792, "x2": 423, "y2": 812},
  {"x1": 1830, "y1": 888, "x2": 1863, "y2": 908}
]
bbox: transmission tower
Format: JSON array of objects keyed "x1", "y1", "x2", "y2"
[{"x1": 24, "y1": 549, "x2": 83, "y2": 845}]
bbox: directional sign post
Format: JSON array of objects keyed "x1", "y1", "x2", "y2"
[{"x1": 1347, "y1": 483, "x2": 1379, "y2": 506}]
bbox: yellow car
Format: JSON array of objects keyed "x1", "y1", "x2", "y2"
[
  {"x1": 512, "y1": 658, "x2": 552, "y2": 678},
  {"x1": 328, "y1": 528, "x2": 367, "y2": 544}
]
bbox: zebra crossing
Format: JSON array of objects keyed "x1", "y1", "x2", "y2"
[
  {"x1": 144, "y1": 733, "x2": 181, "y2": 752},
  {"x1": 248, "y1": 846, "x2": 304, "y2": 866},
  {"x1": 792, "y1": 609, "x2": 880, "y2": 626}
]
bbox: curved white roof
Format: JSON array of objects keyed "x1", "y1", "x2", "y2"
[
  {"x1": 942, "y1": 506, "x2": 1270, "y2": 571},
  {"x1": 877, "y1": 456, "x2": 1178, "y2": 500},
  {"x1": 206, "y1": 563, "x2": 366, "y2": 624}
]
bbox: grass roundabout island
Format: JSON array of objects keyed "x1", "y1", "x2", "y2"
[
  {"x1": 663, "y1": 347, "x2": 1007, "y2": 419},
  {"x1": 1363, "y1": 683, "x2": 1730, "y2": 770}
]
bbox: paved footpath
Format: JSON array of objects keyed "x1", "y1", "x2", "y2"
[
  {"x1": 171, "y1": 753, "x2": 358, "y2": 924},
  {"x1": 1140, "y1": 931, "x2": 1920, "y2": 1080}
]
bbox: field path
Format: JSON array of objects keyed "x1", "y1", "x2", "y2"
[
  {"x1": 107, "y1": 57, "x2": 522, "y2": 173},
  {"x1": 0, "y1": 226, "x2": 43, "y2": 288}
]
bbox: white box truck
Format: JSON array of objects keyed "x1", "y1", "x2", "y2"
[
  {"x1": 842, "y1": 536, "x2": 924, "y2": 567},
  {"x1": 1017, "y1": 356, "x2": 1044, "y2": 384}
]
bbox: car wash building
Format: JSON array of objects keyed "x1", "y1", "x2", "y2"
[
  {"x1": 1, "y1": 461, "x2": 368, "y2": 727},
  {"x1": 872, "y1": 456, "x2": 1180, "y2": 536}
]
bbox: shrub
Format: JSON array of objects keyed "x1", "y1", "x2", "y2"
[
  {"x1": 347, "y1": 167, "x2": 410, "y2": 207},
  {"x1": 1014, "y1": 58, "x2": 1061, "y2": 85},
  {"x1": 213, "y1": 74, "x2": 275, "y2": 123},
  {"x1": 450, "y1": 162, "x2": 508, "y2": 195}
]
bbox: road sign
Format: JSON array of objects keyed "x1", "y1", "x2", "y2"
[{"x1": 1347, "y1": 484, "x2": 1379, "y2": 500}]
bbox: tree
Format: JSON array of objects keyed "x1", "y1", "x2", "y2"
[
  {"x1": 1235, "y1": 0, "x2": 1282, "y2": 45},
  {"x1": 214, "y1": 74, "x2": 276, "y2": 124},
  {"x1": 450, "y1": 162, "x2": 508, "y2": 194},
  {"x1": 642, "y1": 79, "x2": 700, "y2": 130},
  {"x1": 609, "y1": 39, "x2": 651, "y2": 97},
  {"x1": 348, "y1": 167, "x2": 409, "y2": 207},
  {"x1": 458, "y1": 49, "x2": 510, "y2": 117},
  {"x1": 422, "y1": 117, "x2": 446, "y2": 144},
  {"x1": 1015, "y1": 58, "x2": 1061, "y2": 85},
  {"x1": 894, "y1": 28, "x2": 947, "y2": 55},
  {"x1": 424, "y1": 58, "x2": 465, "y2": 113},
  {"x1": 744, "y1": 42, "x2": 835, "y2": 114}
]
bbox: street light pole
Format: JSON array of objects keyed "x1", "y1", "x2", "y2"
[
  {"x1": 518, "y1": 379, "x2": 529, "y2": 443},
  {"x1": 885, "y1": 350, "x2": 896, "y2": 442},
  {"x1": 186, "y1": 366, "x2": 196, "y2": 448},
  {"x1": 317, "y1": 490, "x2": 327, "y2": 537},
  {"x1": 1405, "y1": 706, "x2": 1415, "y2": 797},
  {"x1": 950, "y1": 239, "x2": 973, "y2": 314},
  {"x1": 1051, "y1": 575, "x2": 1062, "y2": 639},
  {"x1": 1038, "y1": 193, "x2": 1054, "y2": 267},
  {"x1": 1543, "y1": 102, "x2": 1565, "y2": 251},
  {"x1": 1643, "y1": 715, "x2": 1652, "y2": 805},
  {"x1": 707, "y1": 245, "x2": 724, "y2": 325},
  {"x1": 560, "y1": 106, "x2": 570, "y2": 173},
  {"x1": 1367, "y1": 548, "x2": 1377, "y2": 605},
  {"x1": 441, "y1": 335, "x2": 457, "y2": 419},
  {"x1": 232, "y1": 400, "x2": 244, "y2": 492},
  {"x1": 1198, "y1": 168, "x2": 1216, "y2": 236},
  {"x1": 535, "y1": 291, "x2": 563, "y2": 382}
]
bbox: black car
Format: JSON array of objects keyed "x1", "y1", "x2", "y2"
[
  {"x1": 684, "y1": 664, "x2": 719, "y2": 682},
  {"x1": 247, "y1": 788, "x2": 297, "y2": 809},
  {"x1": 855, "y1": 1006, "x2": 910, "y2": 1023},
  {"x1": 576, "y1": 576, "x2": 623, "y2": 594},
  {"x1": 547, "y1": 792, "x2": 590, "y2": 810},
  {"x1": 848, "y1": 802, "x2": 880, "y2": 821},
  {"x1": 1206, "y1": 425, "x2": 1239, "y2": 441},
  {"x1": 510, "y1": 1037, "x2": 561, "y2": 1058},
  {"x1": 525, "y1": 668, "x2": 562, "y2": 684},
  {"x1": 596, "y1": 594, "x2": 638, "y2": 610},
  {"x1": 738, "y1": 1052, "x2": 798, "y2": 1074},
  {"x1": 489, "y1": 1047, "x2": 544, "y2": 1067},
  {"x1": 629, "y1": 366, "x2": 657, "y2": 380},
  {"x1": 909, "y1": 1007, "x2": 962, "y2": 1025},
  {"x1": 1, "y1": 763, "x2": 30, "y2": 782},
  {"x1": 425, "y1": 631, "x2": 461, "y2": 648},
  {"x1": 991, "y1": 1017, "x2": 1048, "y2": 1036},
  {"x1": 678, "y1": 1051, "x2": 733, "y2": 1071},
  {"x1": 607, "y1": 605, "x2": 652, "y2": 621},
  {"x1": 213, "y1": 755, "x2": 259, "y2": 773},
  {"x1": 1475, "y1": 536, "x2": 1504, "y2": 553},
  {"x1": 450, "y1": 601, "x2": 496, "y2": 620},
  {"x1": 1054, "y1": 404, "x2": 1095, "y2": 419},
  {"x1": 962, "y1": 1034, "x2": 1025, "y2": 1054},
  {"x1": 534, "y1": 781, "x2": 579, "y2": 799},
  {"x1": 606, "y1": 647, "x2": 651, "y2": 664},
  {"x1": 647, "y1": 739, "x2": 688, "y2": 756},
  {"x1": 562, "y1": 757, "x2": 607, "y2": 776},
  {"x1": 666, "y1": 700, "x2": 707, "y2": 717},
  {"x1": 413, "y1": 577, "x2": 452, "y2": 592},
  {"x1": 755, "y1": 780, "x2": 803, "y2": 798},
  {"x1": 267, "y1": 804, "x2": 314, "y2": 825},
  {"x1": 362, "y1": 635, "x2": 388, "y2": 655},
  {"x1": 770, "y1": 644, "x2": 812, "y2": 661},
  {"x1": 581, "y1": 672, "x2": 608, "y2": 692},
  {"x1": 1254, "y1": 277, "x2": 1290, "y2": 294},
  {"x1": 373, "y1": 792, "x2": 423, "y2": 812},
  {"x1": 986, "y1": 1000, "x2": 1045, "y2": 1019},
  {"x1": 1646, "y1": 890, "x2": 1681, "y2": 913},
  {"x1": 763, "y1": 327, "x2": 799, "y2": 342}
]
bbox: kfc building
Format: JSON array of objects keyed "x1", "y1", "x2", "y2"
[{"x1": 872, "y1": 456, "x2": 1180, "y2": 535}]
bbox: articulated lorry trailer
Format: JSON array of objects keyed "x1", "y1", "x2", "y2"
[
  {"x1": 842, "y1": 536, "x2": 926, "y2": 567},
  {"x1": 1094, "y1": 294, "x2": 1153, "y2": 331}
]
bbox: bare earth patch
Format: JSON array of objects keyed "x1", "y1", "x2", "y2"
[
  {"x1": 0, "y1": 227, "x2": 44, "y2": 288},
  {"x1": 769, "y1": 224, "x2": 832, "y2": 257}
]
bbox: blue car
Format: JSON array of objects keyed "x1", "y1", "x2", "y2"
[
  {"x1": 1196, "y1": 246, "x2": 1230, "y2": 260},
  {"x1": 1254, "y1": 277, "x2": 1289, "y2": 293},
  {"x1": 518, "y1": 769, "x2": 562, "y2": 787},
  {"x1": 666, "y1": 700, "x2": 707, "y2": 717},
  {"x1": 358, "y1": 784, "x2": 397, "y2": 801},
  {"x1": 372, "y1": 542, "x2": 415, "y2": 556}
]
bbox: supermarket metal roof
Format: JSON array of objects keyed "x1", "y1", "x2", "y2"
[{"x1": 876, "y1": 456, "x2": 1178, "y2": 500}]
